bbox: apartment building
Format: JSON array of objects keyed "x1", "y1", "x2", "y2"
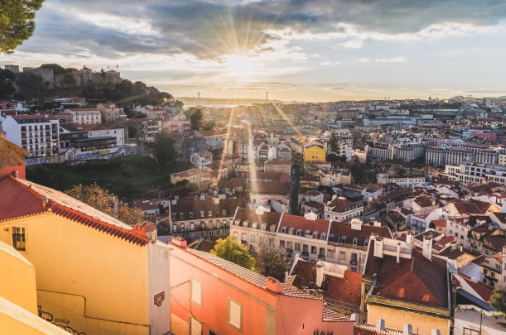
[
  {"x1": 57, "y1": 108, "x2": 102, "y2": 124},
  {"x1": 3, "y1": 114, "x2": 59, "y2": 158},
  {"x1": 97, "y1": 102, "x2": 120, "y2": 123},
  {"x1": 324, "y1": 197, "x2": 363, "y2": 222}
]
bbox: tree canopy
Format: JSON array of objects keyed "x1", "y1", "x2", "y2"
[
  {"x1": 490, "y1": 287, "x2": 506, "y2": 316},
  {"x1": 154, "y1": 137, "x2": 176, "y2": 166},
  {"x1": 253, "y1": 244, "x2": 289, "y2": 281},
  {"x1": 0, "y1": 68, "x2": 15, "y2": 99},
  {"x1": 0, "y1": 0, "x2": 45, "y2": 54},
  {"x1": 211, "y1": 235, "x2": 256, "y2": 269},
  {"x1": 184, "y1": 107, "x2": 203, "y2": 130},
  {"x1": 328, "y1": 132, "x2": 339, "y2": 155},
  {"x1": 65, "y1": 183, "x2": 143, "y2": 226},
  {"x1": 16, "y1": 71, "x2": 46, "y2": 101}
]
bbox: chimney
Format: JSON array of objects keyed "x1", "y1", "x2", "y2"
[
  {"x1": 266, "y1": 277, "x2": 284, "y2": 294},
  {"x1": 376, "y1": 319, "x2": 385, "y2": 331},
  {"x1": 133, "y1": 222, "x2": 157, "y2": 242},
  {"x1": 214, "y1": 197, "x2": 220, "y2": 204},
  {"x1": 423, "y1": 236, "x2": 432, "y2": 261},
  {"x1": 396, "y1": 242, "x2": 401, "y2": 264},
  {"x1": 172, "y1": 236, "x2": 187, "y2": 249},
  {"x1": 42, "y1": 197, "x2": 48, "y2": 209},
  {"x1": 12, "y1": 170, "x2": 18, "y2": 179},
  {"x1": 350, "y1": 218, "x2": 362, "y2": 231},
  {"x1": 350, "y1": 314, "x2": 359, "y2": 325},
  {"x1": 404, "y1": 324, "x2": 413, "y2": 335},
  {"x1": 406, "y1": 230, "x2": 413, "y2": 245},
  {"x1": 316, "y1": 261, "x2": 324, "y2": 287},
  {"x1": 374, "y1": 237, "x2": 384, "y2": 258},
  {"x1": 458, "y1": 245, "x2": 463, "y2": 252}
]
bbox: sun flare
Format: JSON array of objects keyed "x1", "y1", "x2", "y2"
[{"x1": 226, "y1": 55, "x2": 252, "y2": 77}]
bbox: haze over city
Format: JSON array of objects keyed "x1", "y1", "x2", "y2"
[{"x1": 2, "y1": 0, "x2": 506, "y2": 101}]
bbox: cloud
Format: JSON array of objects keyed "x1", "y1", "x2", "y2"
[
  {"x1": 340, "y1": 39, "x2": 365, "y2": 49},
  {"x1": 320, "y1": 61, "x2": 342, "y2": 66},
  {"x1": 15, "y1": 0, "x2": 506, "y2": 61},
  {"x1": 358, "y1": 58, "x2": 370, "y2": 63},
  {"x1": 375, "y1": 57, "x2": 408, "y2": 63}
]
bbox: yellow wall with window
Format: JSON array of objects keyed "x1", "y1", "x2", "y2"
[
  {"x1": 0, "y1": 213, "x2": 152, "y2": 335},
  {"x1": 304, "y1": 146, "x2": 326, "y2": 163}
]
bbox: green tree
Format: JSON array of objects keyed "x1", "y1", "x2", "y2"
[
  {"x1": 211, "y1": 235, "x2": 256, "y2": 269},
  {"x1": 184, "y1": 107, "x2": 203, "y2": 130},
  {"x1": 0, "y1": 0, "x2": 45, "y2": 54},
  {"x1": 328, "y1": 132, "x2": 339, "y2": 155},
  {"x1": 326, "y1": 154, "x2": 339, "y2": 162},
  {"x1": 490, "y1": 287, "x2": 506, "y2": 316},
  {"x1": 16, "y1": 71, "x2": 45, "y2": 101},
  {"x1": 254, "y1": 244, "x2": 289, "y2": 282},
  {"x1": 154, "y1": 137, "x2": 176, "y2": 166},
  {"x1": 0, "y1": 68, "x2": 15, "y2": 99},
  {"x1": 61, "y1": 73, "x2": 76, "y2": 88},
  {"x1": 65, "y1": 183, "x2": 143, "y2": 226}
]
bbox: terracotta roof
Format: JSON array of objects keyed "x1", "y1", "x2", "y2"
[
  {"x1": 290, "y1": 259, "x2": 363, "y2": 309},
  {"x1": 451, "y1": 201, "x2": 482, "y2": 215},
  {"x1": 186, "y1": 248, "x2": 318, "y2": 299},
  {"x1": 329, "y1": 222, "x2": 392, "y2": 247},
  {"x1": 171, "y1": 198, "x2": 246, "y2": 222},
  {"x1": 11, "y1": 114, "x2": 57, "y2": 121},
  {"x1": 413, "y1": 196, "x2": 435, "y2": 208},
  {"x1": 279, "y1": 214, "x2": 331, "y2": 239},
  {"x1": 364, "y1": 240, "x2": 449, "y2": 308},
  {"x1": 354, "y1": 324, "x2": 403, "y2": 335},
  {"x1": 326, "y1": 197, "x2": 359, "y2": 213},
  {"x1": 245, "y1": 181, "x2": 289, "y2": 194},
  {"x1": 455, "y1": 274, "x2": 493, "y2": 302},
  {"x1": 322, "y1": 308, "x2": 350, "y2": 322},
  {"x1": 431, "y1": 220, "x2": 447, "y2": 228},
  {"x1": 234, "y1": 208, "x2": 282, "y2": 231},
  {"x1": 0, "y1": 177, "x2": 149, "y2": 246},
  {"x1": 469, "y1": 199, "x2": 492, "y2": 214}
]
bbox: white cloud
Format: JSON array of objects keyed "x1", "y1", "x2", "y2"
[
  {"x1": 340, "y1": 39, "x2": 365, "y2": 49},
  {"x1": 358, "y1": 58, "x2": 370, "y2": 63},
  {"x1": 375, "y1": 57, "x2": 408, "y2": 63},
  {"x1": 320, "y1": 61, "x2": 342, "y2": 66}
]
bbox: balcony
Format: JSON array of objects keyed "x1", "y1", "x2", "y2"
[
  {"x1": 318, "y1": 254, "x2": 326, "y2": 260},
  {"x1": 286, "y1": 248, "x2": 293, "y2": 254},
  {"x1": 302, "y1": 251, "x2": 309, "y2": 257},
  {"x1": 350, "y1": 260, "x2": 358, "y2": 265},
  {"x1": 241, "y1": 240, "x2": 248, "y2": 245}
]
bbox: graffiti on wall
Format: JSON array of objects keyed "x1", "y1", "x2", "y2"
[
  {"x1": 25, "y1": 157, "x2": 49, "y2": 165},
  {"x1": 154, "y1": 291, "x2": 165, "y2": 307},
  {"x1": 38, "y1": 305, "x2": 86, "y2": 335},
  {"x1": 313, "y1": 331, "x2": 333, "y2": 335}
]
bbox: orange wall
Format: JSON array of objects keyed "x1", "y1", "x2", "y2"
[
  {"x1": 170, "y1": 247, "x2": 275, "y2": 335},
  {"x1": 0, "y1": 166, "x2": 25, "y2": 180}
]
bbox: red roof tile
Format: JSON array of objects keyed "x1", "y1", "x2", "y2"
[
  {"x1": 0, "y1": 177, "x2": 149, "y2": 246},
  {"x1": 329, "y1": 221, "x2": 392, "y2": 247},
  {"x1": 279, "y1": 214, "x2": 330, "y2": 237},
  {"x1": 365, "y1": 240, "x2": 449, "y2": 308}
]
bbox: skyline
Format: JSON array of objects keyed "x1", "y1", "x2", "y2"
[{"x1": 2, "y1": 0, "x2": 506, "y2": 101}]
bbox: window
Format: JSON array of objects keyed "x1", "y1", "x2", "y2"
[
  {"x1": 303, "y1": 244, "x2": 309, "y2": 253},
  {"x1": 180, "y1": 213, "x2": 184, "y2": 219},
  {"x1": 327, "y1": 249, "x2": 334, "y2": 258},
  {"x1": 353, "y1": 237, "x2": 358, "y2": 246},
  {"x1": 295, "y1": 243, "x2": 300, "y2": 251},
  {"x1": 251, "y1": 235, "x2": 256, "y2": 243},
  {"x1": 269, "y1": 238, "x2": 274, "y2": 245},
  {"x1": 311, "y1": 246, "x2": 317, "y2": 254},
  {"x1": 180, "y1": 224, "x2": 185, "y2": 231},
  {"x1": 228, "y1": 298, "x2": 242, "y2": 331},
  {"x1": 190, "y1": 316, "x2": 202, "y2": 335},
  {"x1": 208, "y1": 211, "x2": 212, "y2": 217},
  {"x1": 463, "y1": 328, "x2": 479, "y2": 335},
  {"x1": 241, "y1": 233, "x2": 247, "y2": 242},
  {"x1": 189, "y1": 212, "x2": 193, "y2": 219},
  {"x1": 12, "y1": 227, "x2": 26, "y2": 251},
  {"x1": 259, "y1": 236, "x2": 265, "y2": 245},
  {"x1": 339, "y1": 251, "x2": 346, "y2": 260},
  {"x1": 222, "y1": 210, "x2": 226, "y2": 216},
  {"x1": 191, "y1": 279, "x2": 202, "y2": 306},
  {"x1": 364, "y1": 239, "x2": 369, "y2": 247},
  {"x1": 201, "y1": 211, "x2": 205, "y2": 218},
  {"x1": 296, "y1": 229, "x2": 301, "y2": 236},
  {"x1": 319, "y1": 247, "x2": 325, "y2": 256},
  {"x1": 280, "y1": 240, "x2": 285, "y2": 247}
]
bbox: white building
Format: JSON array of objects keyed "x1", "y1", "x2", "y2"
[
  {"x1": 62, "y1": 108, "x2": 102, "y2": 124},
  {"x1": 3, "y1": 114, "x2": 59, "y2": 158}
]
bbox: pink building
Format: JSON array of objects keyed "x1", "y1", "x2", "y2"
[
  {"x1": 169, "y1": 237, "x2": 355, "y2": 335},
  {"x1": 162, "y1": 115, "x2": 191, "y2": 136},
  {"x1": 471, "y1": 131, "x2": 497, "y2": 142}
]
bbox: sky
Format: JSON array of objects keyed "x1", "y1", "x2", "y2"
[{"x1": 2, "y1": 0, "x2": 506, "y2": 102}]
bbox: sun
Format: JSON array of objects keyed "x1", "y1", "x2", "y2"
[{"x1": 226, "y1": 55, "x2": 252, "y2": 77}]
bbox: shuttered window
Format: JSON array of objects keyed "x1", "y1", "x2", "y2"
[
  {"x1": 190, "y1": 316, "x2": 202, "y2": 335},
  {"x1": 191, "y1": 279, "x2": 202, "y2": 306},
  {"x1": 228, "y1": 298, "x2": 242, "y2": 331}
]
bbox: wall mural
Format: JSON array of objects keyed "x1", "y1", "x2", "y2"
[{"x1": 38, "y1": 305, "x2": 86, "y2": 335}]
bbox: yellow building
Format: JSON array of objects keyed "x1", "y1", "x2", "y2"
[
  {"x1": 304, "y1": 142, "x2": 326, "y2": 163},
  {"x1": 0, "y1": 240, "x2": 70, "y2": 335},
  {"x1": 97, "y1": 102, "x2": 120, "y2": 123},
  {"x1": 0, "y1": 174, "x2": 171, "y2": 335},
  {"x1": 499, "y1": 154, "x2": 506, "y2": 166}
]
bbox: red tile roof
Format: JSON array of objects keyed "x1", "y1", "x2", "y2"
[
  {"x1": 0, "y1": 177, "x2": 149, "y2": 246},
  {"x1": 290, "y1": 259, "x2": 363, "y2": 309},
  {"x1": 329, "y1": 221, "x2": 392, "y2": 247},
  {"x1": 234, "y1": 208, "x2": 282, "y2": 231},
  {"x1": 455, "y1": 274, "x2": 493, "y2": 302},
  {"x1": 11, "y1": 114, "x2": 57, "y2": 120},
  {"x1": 431, "y1": 220, "x2": 447, "y2": 228},
  {"x1": 365, "y1": 240, "x2": 449, "y2": 308},
  {"x1": 279, "y1": 214, "x2": 330, "y2": 238}
]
